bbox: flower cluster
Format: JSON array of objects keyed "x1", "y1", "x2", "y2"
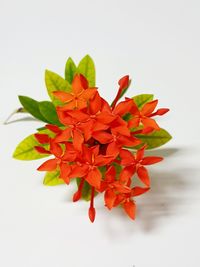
[{"x1": 34, "y1": 74, "x2": 169, "y2": 222}]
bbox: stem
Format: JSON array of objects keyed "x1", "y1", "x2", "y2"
[
  {"x1": 73, "y1": 178, "x2": 85, "y2": 202},
  {"x1": 3, "y1": 107, "x2": 27, "y2": 124},
  {"x1": 90, "y1": 186, "x2": 95, "y2": 208}
]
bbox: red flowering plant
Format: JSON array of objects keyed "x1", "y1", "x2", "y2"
[{"x1": 12, "y1": 55, "x2": 171, "y2": 222}]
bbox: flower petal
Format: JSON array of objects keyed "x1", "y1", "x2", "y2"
[
  {"x1": 54, "y1": 128, "x2": 71, "y2": 143},
  {"x1": 60, "y1": 100, "x2": 76, "y2": 110},
  {"x1": 104, "y1": 189, "x2": 116, "y2": 210},
  {"x1": 131, "y1": 186, "x2": 150, "y2": 197},
  {"x1": 34, "y1": 134, "x2": 50, "y2": 144},
  {"x1": 123, "y1": 200, "x2": 136, "y2": 220},
  {"x1": 37, "y1": 158, "x2": 58, "y2": 171},
  {"x1": 50, "y1": 141, "x2": 63, "y2": 158},
  {"x1": 66, "y1": 110, "x2": 89, "y2": 122},
  {"x1": 114, "y1": 99, "x2": 134, "y2": 116},
  {"x1": 112, "y1": 125, "x2": 130, "y2": 136},
  {"x1": 141, "y1": 156, "x2": 163, "y2": 165},
  {"x1": 137, "y1": 166, "x2": 150, "y2": 186},
  {"x1": 106, "y1": 142, "x2": 119, "y2": 157},
  {"x1": 119, "y1": 149, "x2": 135, "y2": 165},
  {"x1": 92, "y1": 121, "x2": 109, "y2": 131},
  {"x1": 76, "y1": 99, "x2": 87, "y2": 109},
  {"x1": 105, "y1": 166, "x2": 116, "y2": 183},
  {"x1": 92, "y1": 131, "x2": 113, "y2": 144},
  {"x1": 96, "y1": 111, "x2": 116, "y2": 124},
  {"x1": 80, "y1": 120, "x2": 94, "y2": 141},
  {"x1": 152, "y1": 108, "x2": 169, "y2": 116},
  {"x1": 89, "y1": 92, "x2": 102, "y2": 115},
  {"x1": 73, "y1": 130, "x2": 84, "y2": 151},
  {"x1": 120, "y1": 165, "x2": 136, "y2": 184},
  {"x1": 45, "y1": 124, "x2": 62, "y2": 134},
  {"x1": 141, "y1": 99, "x2": 158, "y2": 116},
  {"x1": 72, "y1": 74, "x2": 87, "y2": 95},
  {"x1": 82, "y1": 145, "x2": 92, "y2": 164},
  {"x1": 141, "y1": 117, "x2": 160, "y2": 130},
  {"x1": 53, "y1": 91, "x2": 73, "y2": 102},
  {"x1": 128, "y1": 117, "x2": 140, "y2": 129},
  {"x1": 95, "y1": 155, "x2": 114, "y2": 166},
  {"x1": 81, "y1": 88, "x2": 97, "y2": 100},
  {"x1": 86, "y1": 168, "x2": 102, "y2": 189},
  {"x1": 136, "y1": 145, "x2": 146, "y2": 161},
  {"x1": 70, "y1": 165, "x2": 88, "y2": 178},
  {"x1": 34, "y1": 146, "x2": 51, "y2": 154},
  {"x1": 56, "y1": 109, "x2": 74, "y2": 125},
  {"x1": 117, "y1": 135, "x2": 141, "y2": 147},
  {"x1": 59, "y1": 163, "x2": 71, "y2": 184}
]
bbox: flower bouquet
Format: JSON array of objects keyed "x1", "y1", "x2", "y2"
[{"x1": 12, "y1": 55, "x2": 171, "y2": 222}]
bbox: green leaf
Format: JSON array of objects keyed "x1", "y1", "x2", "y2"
[
  {"x1": 43, "y1": 170, "x2": 65, "y2": 186},
  {"x1": 18, "y1": 96, "x2": 48, "y2": 122},
  {"x1": 45, "y1": 70, "x2": 71, "y2": 105},
  {"x1": 38, "y1": 101, "x2": 62, "y2": 126},
  {"x1": 133, "y1": 94, "x2": 154, "y2": 109},
  {"x1": 13, "y1": 133, "x2": 50, "y2": 160},
  {"x1": 77, "y1": 55, "x2": 95, "y2": 87},
  {"x1": 65, "y1": 57, "x2": 77, "y2": 84},
  {"x1": 135, "y1": 128, "x2": 172, "y2": 149}
]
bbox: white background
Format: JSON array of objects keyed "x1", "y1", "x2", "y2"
[{"x1": 0, "y1": 1, "x2": 200, "y2": 266}]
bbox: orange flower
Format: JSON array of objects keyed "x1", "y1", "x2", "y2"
[
  {"x1": 128, "y1": 99, "x2": 169, "y2": 130},
  {"x1": 113, "y1": 186, "x2": 150, "y2": 219},
  {"x1": 53, "y1": 74, "x2": 97, "y2": 110},
  {"x1": 92, "y1": 127, "x2": 141, "y2": 157},
  {"x1": 120, "y1": 145, "x2": 163, "y2": 186},
  {"x1": 36, "y1": 141, "x2": 78, "y2": 184},
  {"x1": 69, "y1": 145, "x2": 114, "y2": 189},
  {"x1": 101, "y1": 166, "x2": 150, "y2": 219}
]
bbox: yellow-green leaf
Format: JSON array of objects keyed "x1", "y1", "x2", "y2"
[
  {"x1": 133, "y1": 94, "x2": 154, "y2": 109},
  {"x1": 45, "y1": 70, "x2": 71, "y2": 105},
  {"x1": 43, "y1": 170, "x2": 65, "y2": 186},
  {"x1": 77, "y1": 55, "x2": 95, "y2": 87},
  {"x1": 65, "y1": 57, "x2": 77, "y2": 84},
  {"x1": 135, "y1": 128, "x2": 172, "y2": 149},
  {"x1": 13, "y1": 134, "x2": 50, "y2": 160}
]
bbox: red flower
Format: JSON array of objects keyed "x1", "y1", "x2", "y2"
[
  {"x1": 69, "y1": 145, "x2": 113, "y2": 189},
  {"x1": 128, "y1": 99, "x2": 169, "y2": 130},
  {"x1": 100, "y1": 166, "x2": 131, "y2": 209},
  {"x1": 101, "y1": 166, "x2": 150, "y2": 219},
  {"x1": 93, "y1": 129, "x2": 141, "y2": 157},
  {"x1": 113, "y1": 186, "x2": 150, "y2": 219},
  {"x1": 120, "y1": 145, "x2": 163, "y2": 186},
  {"x1": 53, "y1": 74, "x2": 97, "y2": 110},
  {"x1": 53, "y1": 110, "x2": 89, "y2": 151},
  {"x1": 36, "y1": 141, "x2": 78, "y2": 184},
  {"x1": 65, "y1": 93, "x2": 116, "y2": 139}
]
